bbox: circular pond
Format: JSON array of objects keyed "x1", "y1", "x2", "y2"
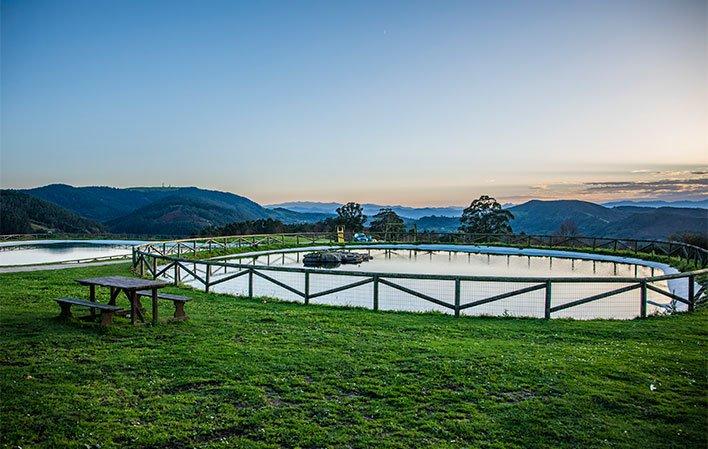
[{"x1": 169, "y1": 244, "x2": 695, "y2": 320}]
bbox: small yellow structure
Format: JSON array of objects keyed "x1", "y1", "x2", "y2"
[{"x1": 336, "y1": 225, "x2": 345, "y2": 243}]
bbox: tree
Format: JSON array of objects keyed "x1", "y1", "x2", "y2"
[
  {"x1": 369, "y1": 208, "x2": 405, "y2": 235},
  {"x1": 336, "y1": 202, "x2": 366, "y2": 232},
  {"x1": 556, "y1": 219, "x2": 579, "y2": 237},
  {"x1": 669, "y1": 232, "x2": 708, "y2": 250},
  {"x1": 459, "y1": 195, "x2": 514, "y2": 234}
]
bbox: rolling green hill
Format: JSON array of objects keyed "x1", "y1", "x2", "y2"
[
  {"x1": 22, "y1": 184, "x2": 274, "y2": 223},
  {"x1": 0, "y1": 190, "x2": 103, "y2": 235},
  {"x1": 507, "y1": 200, "x2": 620, "y2": 235},
  {"x1": 21, "y1": 184, "x2": 327, "y2": 236},
  {"x1": 600, "y1": 207, "x2": 708, "y2": 239},
  {"x1": 103, "y1": 194, "x2": 271, "y2": 236},
  {"x1": 21, "y1": 184, "x2": 176, "y2": 221}
]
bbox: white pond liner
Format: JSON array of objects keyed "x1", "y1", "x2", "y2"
[{"x1": 169, "y1": 243, "x2": 699, "y2": 320}]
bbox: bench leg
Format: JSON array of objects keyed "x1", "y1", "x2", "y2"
[
  {"x1": 58, "y1": 303, "x2": 72, "y2": 319},
  {"x1": 174, "y1": 302, "x2": 188, "y2": 320},
  {"x1": 100, "y1": 310, "x2": 114, "y2": 327}
]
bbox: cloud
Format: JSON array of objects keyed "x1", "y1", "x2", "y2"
[
  {"x1": 530, "y1": 184, "x2": 550, "y2": 191},
  {"x1": 582, "y1": 177, "x2": 708, "y2": 196}
]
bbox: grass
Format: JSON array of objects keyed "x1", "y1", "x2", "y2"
[{"x1": 1, "y1": 263, "x2": 706, "y2": 448}]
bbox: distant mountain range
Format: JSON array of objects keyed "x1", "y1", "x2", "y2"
[
  {"x1": 602, "y1": 199, "x2": 708, "y2": 209},
  {"x1": 269, "y1": 199, "x2": 707, "y2": 219},
  {"x1": 266, "y1": 201, "x2": 465, "y2": 219},
  {"x1": 1, "y1": 184, "x2": 705, "y2": 239}
]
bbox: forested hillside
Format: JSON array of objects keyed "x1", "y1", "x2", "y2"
[{"x1": 0, "y1": 190, "x2": 103, "y2": 234}]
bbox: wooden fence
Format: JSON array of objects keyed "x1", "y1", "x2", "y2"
[
  {"x1": 368, "y1": 232, "x2": 708, "y2": 268},
  {"x1": 136, "y1": 232, "x2": 335, "y2": 258},
  {"x1": 135, "y1": 231, "x2": 707, "y2": 268},
  {"x1": 133, "y1": 234, "x2": 708, "y2": 319}
]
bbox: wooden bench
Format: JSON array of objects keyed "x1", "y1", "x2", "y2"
[
  {"x1": 136, "y1": 291, "x2": 191, "y2": 320},
  {"x1": 56, "y1": 297, "x2": 123, "y2": 326}
]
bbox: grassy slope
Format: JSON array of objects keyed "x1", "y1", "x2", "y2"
[{"x1": 1, "y1": 263, "x2": 706, "y2": 449}]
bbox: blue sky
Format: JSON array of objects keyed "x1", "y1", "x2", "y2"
[{"x1": 1, "y1": 0, "x2": 706, "y2": 205}]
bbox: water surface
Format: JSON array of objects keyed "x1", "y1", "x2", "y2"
[
  {"x1": 0, "y1": 240, "x2": 144, "y2": 266},
  {"x1": 173, "y1": 248, "x2": 681, "y2": 319}
]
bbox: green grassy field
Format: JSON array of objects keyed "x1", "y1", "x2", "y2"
[{"x1": 1, "y1": 263, "x2": 706, "y2": 448}]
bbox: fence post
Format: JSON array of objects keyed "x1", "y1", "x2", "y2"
[
  {"x1": 640, "y1": 280, "x2": 647, "y2": 318},
  {"x1": 152, "y1": 256, "x2": 157, "y2": 279},
  {"x1": 174, "y1": 262, "x2": 180, "y2": 286},
  {"x1": 205, "y1": 264, "x2": 211, "y2": 293},
  {"x1": 688, "y1": 275, "x2": 695, "y2": 312},
  {"x1": 454, "y1": 278, "x2": 461, "y2": 317},
  {"x1": 248, "y1": 268, "x2": 254, "y2": 299},
  {"x1": 139, "y1": 255, "x2": 145, "y2": 277},
  {"x1": 373, "y1": 275, "x2": 379, "y2": 311},
  {"x1": 544, "y1": 280, "x2": 552, "y2": 319},
  {"x1": 304, "y1": 272, "x2": 310, "y2": 305},
  {"x1": 131, "y1": 248, "x2": 137, "y2": 269}
]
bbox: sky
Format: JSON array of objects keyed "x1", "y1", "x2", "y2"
[{"x1": 1, "y1": 0, "x2": 706, "y2": 206}]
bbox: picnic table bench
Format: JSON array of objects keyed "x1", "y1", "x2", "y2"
[
  {"x1": 56, "y1": 297, "x2": 122, "y2": 326},
  {"x1": 54, "y1": 276, "x2": 193, "y2": 326},
  {"x1": 75, "y1": 276, "x2": 171, "y2": 325},
  {"x1": 136, "y1": 290, "x2": 191, "y2": 320}
]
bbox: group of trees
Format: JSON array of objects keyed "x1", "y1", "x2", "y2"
[
  {"x1": 205, "y1": 196, "x2": 516, "y2": 238},
  {"x1": 335, "y1": 196, "x2": 516, "y2": 235},
  {"x1": 334, "y1": 202, "x2": 406, "y2": 235},
  {"x1": 201, "y1": 217, "x2": 335, "y2": 236}
]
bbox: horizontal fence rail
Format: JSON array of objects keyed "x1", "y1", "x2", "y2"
[{"x1": 132, "y1": 232, "x2": 708, "y2": 320}]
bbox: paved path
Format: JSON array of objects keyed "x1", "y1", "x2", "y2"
[{"x1": 0, "y1": 259, "x2": 129, "y2": 274}]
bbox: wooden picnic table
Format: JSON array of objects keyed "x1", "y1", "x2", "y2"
[{"x1": 76, "y1": 276, "x2": 170, "y2": 325}]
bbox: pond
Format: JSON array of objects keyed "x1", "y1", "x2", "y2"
[
  {"x1": 171, "y1": 245, "x2": 689, "y2": 320},
  {"x1": 0, "y1": 240, "x2": 146, "y2": 266}
]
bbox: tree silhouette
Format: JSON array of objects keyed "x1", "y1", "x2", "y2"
[
  {"x1": 336, "y1": 202, "x2": 366, "y2": 232},
  {"x1": 369, "y1": 208, "x2": 405, "y2": 235},
  {"x1": 556, "y1": 219, "x2": 579, "y2": 237},
  {"x1": 459, "y1": 195, "x2": 514, "y2": 234}
]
